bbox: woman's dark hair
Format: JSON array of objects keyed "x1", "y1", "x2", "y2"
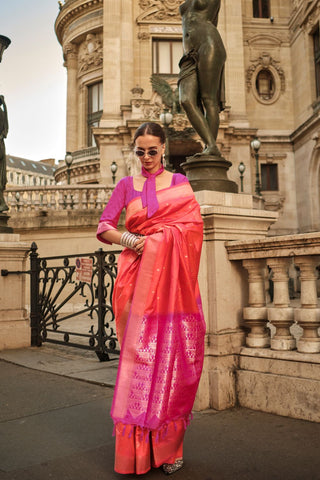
[{"x1": 133, "y1": 122, "x2": 166, "y2": 145}]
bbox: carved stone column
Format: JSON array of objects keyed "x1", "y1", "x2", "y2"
[
  {"x1": 242, "y1": 259, "x2": 270, "y2": 347},
  {"x1": 101, "y1": 0, "x2": 121, "y2": 124},
  {"x1": 64, "y1": 43, "x2": 78, "y2": 152},
  {"x1": 267, "y1": 258, "x2": 295, "y2": 351},
  {"x1": 294, "y1": 256, "x2": 320, "y2": 353}
]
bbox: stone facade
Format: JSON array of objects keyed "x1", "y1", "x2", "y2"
[
  {"x1": 55, "y1": 0, "x2": 320, "y2": 235},
  {"x1": 6, "y1": 156, "x2": 56, "y2": 187}
]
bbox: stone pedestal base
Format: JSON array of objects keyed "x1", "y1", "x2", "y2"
[
  {"x1": 0, "y1": 213, "x2": 13, "y2": 233},
  {"x1": 238, "y1": 348, "x2": 320, "y2": 422},
  {"x1": 194, "y1": 191, "x2": 278, "y2": 411},
  {"x1": 0, "y1": 234, "x2": 30, "y2": 350},
  {"x1": 181, "y1": 154, "x2": 238, "y2": 193}
]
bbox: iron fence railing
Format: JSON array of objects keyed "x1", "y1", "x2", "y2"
[{"x1": 2, "y1": 243, "x2": 121, "y2": 361}]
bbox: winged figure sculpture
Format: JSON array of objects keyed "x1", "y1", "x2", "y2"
[{"x1": 150, "y1": 75, "x2": 181, "y2": 114}]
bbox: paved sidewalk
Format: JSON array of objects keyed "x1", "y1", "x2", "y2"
[
  {"x1": 0, "y1": 344, "x2": 119, "y2": 387},
  {"x1": 1, "y1": 346, "x2": 320, "y2": 480}
]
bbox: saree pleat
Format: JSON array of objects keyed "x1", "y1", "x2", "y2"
[
  {"x1": 115, "y1": 419, "x2": 185, "y2": 474},
  {"x1": 111, "y1": 182, "x2": 205, "y2": 474}
]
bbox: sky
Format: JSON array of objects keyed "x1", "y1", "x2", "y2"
[{"x1": 0, "y1": 0, "x2": 66, "y2": 162}]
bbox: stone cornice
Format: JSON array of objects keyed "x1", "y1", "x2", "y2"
[
  {"x1": 226, "y1": 232, "x2": 320, "y2": 260},
  {"x1": 289, "y1": 0, "x2": 320, "y2": 40},
  {"x1": 55, "y1": 0, "x2": 103, "y2": 45},
  {"x1": 298, "y1": 0, "x2": 320, "y2": 30},
  {"x1": 290, "y1": 111, "x2": 320, "y2": 146}
]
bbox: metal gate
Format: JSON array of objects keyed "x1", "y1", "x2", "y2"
[{"x1": 2, "y1": 242, "x2": 121, "y2": 361}]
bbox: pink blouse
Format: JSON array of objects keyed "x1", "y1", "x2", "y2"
[{"x1": 97, "y1": 174, "x2": 188, "y2": 244}]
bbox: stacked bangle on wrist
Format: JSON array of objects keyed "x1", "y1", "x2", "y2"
[{"x1": 120, "y1": 231, "x2": 138, "y2": 249}]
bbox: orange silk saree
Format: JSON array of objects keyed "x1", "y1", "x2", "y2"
[{"x1": 111, "y1": 182, "x2": 205, "y2": 474}]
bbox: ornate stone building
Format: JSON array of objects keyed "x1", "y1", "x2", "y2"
[{"x1": 55, "y1": 0, "x2": 320, "y2": 235}]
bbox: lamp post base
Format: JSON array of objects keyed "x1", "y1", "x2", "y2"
[
  {"x1": 0, "y1": 213, "x2": 13, "y2": 233},
  {"x1": 181, "y1": 154, "x2": 238, "y2": 193}
]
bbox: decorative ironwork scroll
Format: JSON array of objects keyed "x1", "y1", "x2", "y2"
[{"x1": 30, "y1": 242, "x2": 121, "y2": 361}]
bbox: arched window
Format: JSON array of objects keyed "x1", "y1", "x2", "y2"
[
  {"x1": 87, "y1": 82, "x2": 103, "y2": 147},
  {"x1": 253, "y1": 0, "x2": 270, "y2": 18},
  {"x1": 256, "y1": 69, "x2": 275, "y2": 100}
]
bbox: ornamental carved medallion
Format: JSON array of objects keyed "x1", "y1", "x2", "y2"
[{"x1": 138, "y1": 0, "x2": 182, "y2": 22}]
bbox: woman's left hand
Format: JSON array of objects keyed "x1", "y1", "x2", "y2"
[{"x1": 134, "y1": 236, "x2": 146, "y2": 255}]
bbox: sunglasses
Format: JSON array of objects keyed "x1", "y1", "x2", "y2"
[{"x1": 134, "y1": 147, "x2": 161, "y2": 158}]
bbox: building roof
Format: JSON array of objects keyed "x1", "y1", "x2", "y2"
[{"x1": 6, "y1": 155, "x2": 56, "y2": 177}]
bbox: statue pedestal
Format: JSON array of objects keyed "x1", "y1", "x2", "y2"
[
  {"x1": 181, "y1": 154, "x2": 238, "y2": 193},
  {"x1": 0, "y1": 213, "x2": 13, "y2": 233},
  {"x1": 193, "y1": 191, "x2": 278, "y2": 411}
]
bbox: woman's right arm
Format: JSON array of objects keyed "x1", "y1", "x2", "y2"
[
  {"x1": 97, "y1": 178, "x2": 127, "y2": 245},
  {"x1": 99, "y1": 218, "x2": 145, "y2": 255},
  {"x1": 99, "y1": 229, "x2": 123, "y2": 245}
]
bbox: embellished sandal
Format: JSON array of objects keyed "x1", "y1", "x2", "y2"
[{"x1": 162, "y1": 460, "x2": 184, "y2": 475}]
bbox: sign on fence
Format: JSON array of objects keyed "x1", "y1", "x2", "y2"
[{"x1": 75, "y1": 257, "x2": 93, "y2": 283}]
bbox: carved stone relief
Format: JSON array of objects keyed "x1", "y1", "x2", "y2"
[
  {"x1": 138, "y1": 31, "x2": 151, "y2": 41},
  {"x1": 138, "y1": 0, "x2": 181, "y2": 23},
  {"x1": 78, "y1": 33, "x2": 103, "y2": 75}
]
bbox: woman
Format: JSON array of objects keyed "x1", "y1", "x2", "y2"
[
  {"x1": 179, "y1": 0, "x2": 226, "y2": 157},
  {"x1": 97, "y1": 122, "x2": 205, "y2": 475}
]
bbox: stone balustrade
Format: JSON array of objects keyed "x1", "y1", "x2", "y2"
[
  {"x1": 4, "y1": 185, "x2": 113, "y2": 213},
  {"x1": 226, "y1": 232, "x2": 320, "y2": 354}
]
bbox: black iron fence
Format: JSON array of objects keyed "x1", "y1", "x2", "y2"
[{"x1": 2, "y1": 243, "x2": 121, "y2": 361}]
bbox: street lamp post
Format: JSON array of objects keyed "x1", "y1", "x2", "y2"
[
  {"x1": 251, "y1": 137, "x2": 262, "y2": 196},
  {"x1": 110, "y1": 161, "x2": 118, "y2": 184},
  {"x1": 65, "y1": 152, "x2": 73, "y2": 185},
  {"x1": 159, "y1": 109, "x2": 173, "y2": 170},
  {"x1": 238, "y1": 161, "x2": 246, "y2": 193}
]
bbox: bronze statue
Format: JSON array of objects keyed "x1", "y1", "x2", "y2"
[
  {"x1": 0, "y1": 95, "x2": 9, "y2": 212},
  {"x1": 179, "y1": 0, "x2": 226, "y2": 158}
]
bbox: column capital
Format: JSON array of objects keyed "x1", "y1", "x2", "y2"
[{"x1": 63, "y1": 43, "x2": 78, "y2": 68}]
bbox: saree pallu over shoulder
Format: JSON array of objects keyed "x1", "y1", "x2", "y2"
[{"x1": 111, "y1": 182, "x2": 205, "y2": 436}]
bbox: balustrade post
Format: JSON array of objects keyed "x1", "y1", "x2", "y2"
[
  {"x1": 81, "y1": 190, "x2": 87, "y2": 209},
  {"x1": 65, "y1": 192, "x2": 73, "y2": 210},
  {"x1": 73, "y1": 189, "x2": 80, "y2": 210},
  {"x1": 34, "y1": 190, "x2": 40, "y2": 211},
  {"x1": 294, "y1": 256, "x2": 320, "y2": 353},
  {"x1": 58, "y1": 190, "x2": 64, "y2": 210},
  {"x1": 242, "y1": 259, "x2": 270, "y2": 347},
  {"x1": 26, "y1": 191, "x2": 32, "y2": 211},
  {"x1": 267, "y1": 258, "x2": 295, "y2": 351}
]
